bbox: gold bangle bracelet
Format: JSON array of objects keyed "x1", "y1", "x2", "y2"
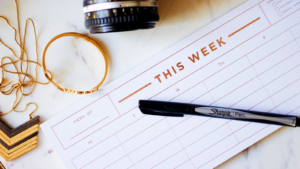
[{"x1": 42, "y1": 32, "x2": 108, "y2": 94}]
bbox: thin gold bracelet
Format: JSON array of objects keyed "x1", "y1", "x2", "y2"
[{"x1": 42, "y1": 32, "x2": 108, "y2": 94}]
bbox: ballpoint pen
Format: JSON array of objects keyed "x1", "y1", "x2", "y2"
[{"x1": 139, "y1": 100, "x2": 300, "y2": 127}]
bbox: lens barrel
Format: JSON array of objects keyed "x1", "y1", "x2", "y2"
[{"x1": 83, "y1": 0, "x2": 160, "y2": 33}]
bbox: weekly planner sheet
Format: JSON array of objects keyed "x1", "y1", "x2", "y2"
[{"x1": 41, "y1": 0, "x2": 300, "y2": 168}]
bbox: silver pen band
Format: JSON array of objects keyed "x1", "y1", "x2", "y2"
[
  {"x1": 83, "y1": 1, "x2": 158, "y2": 13},
  {"x1": 195, "y1": 107, "x2": 297, "y2": 127}
]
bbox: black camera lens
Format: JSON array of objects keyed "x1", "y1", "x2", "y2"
[{"x1": 83, "y1": 0, "x2": 160, "y2": 33}]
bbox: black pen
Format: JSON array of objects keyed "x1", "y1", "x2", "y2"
[{"x1": 139, "y1": 100, "x2": 300, "y2": 127}]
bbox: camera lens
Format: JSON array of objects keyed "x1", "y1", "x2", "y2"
[{"x1": 83, "y1": 0, "x2": 160, "y2": 33}]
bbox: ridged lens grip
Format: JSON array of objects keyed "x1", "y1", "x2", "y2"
[{"x1": 85, "y1": 13, "x2": 159, "y2": 28}]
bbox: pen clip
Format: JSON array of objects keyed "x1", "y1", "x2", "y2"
[{"x1": 140, "y1": 109, "x2": 184, "y2": 117}]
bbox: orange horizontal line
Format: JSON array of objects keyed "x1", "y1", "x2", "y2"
[
  {"x1": 228, "y1": 17, "x2": 260, "y2": 37},
  {"x1": 119, "y1": 82, "x2": 152, "y2": 103}
]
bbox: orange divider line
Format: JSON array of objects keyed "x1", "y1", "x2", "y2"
[
  {"x1": 228, "y1": 17, "x2": 260, "y2": 37},
  {"x1": 119, "y1": 82, "x2": 152, "y2": 103}
]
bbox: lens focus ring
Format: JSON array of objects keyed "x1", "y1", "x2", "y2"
[
  {"x1": 83, "y1": 0, "x2": 159, "y2": 33},
  {"x1": 85, "y1": 13, "x2": 159, "y2": 28}
]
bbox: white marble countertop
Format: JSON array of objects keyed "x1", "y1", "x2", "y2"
[{"x1": 0, "y1": 0, "x2": 299, "y2": 168}]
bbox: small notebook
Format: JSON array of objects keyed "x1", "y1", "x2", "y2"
[{"x1": 41, "y1": 0, "x2": 300, "y2": 168}]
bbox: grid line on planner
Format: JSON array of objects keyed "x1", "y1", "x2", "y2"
[
  {"x1": 108, "y1": 95, "x2": 120, "y2": 116},
  {"x1": 245, "y1": 55, "x2": 280, "y2": 113},
  {"x1": 297, "y1": 40, "x2": 300, "y2": 48},
  {"x1": 259, "y1": 3, "x2": 271, "y2": 26},
  {"x1": 115, "y1": 135, "x2": 136, "y2": 169},
  {"x1": 69, "y1": 24, "x2": 300, "y2": 169},
  {"x1": 289, "y1": 106, "x2": 300, "y2": 115},
  {"x1": 289, "y1": 29, "x2": 300, "y2": 48},
  {"x1": 63, "y1": 19, "x2": 300, "y2": 152},
  {"x1": 50, "y1": 2, "x2": 300, "y2": 152}
]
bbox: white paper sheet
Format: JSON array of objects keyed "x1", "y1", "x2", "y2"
[{"x1": 41, "y1": 0, "x2": 300, "y2": 168}]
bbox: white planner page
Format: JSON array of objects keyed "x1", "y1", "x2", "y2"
[{"x1": 41, "y1": 0, "x2": 300, "y2": 168}]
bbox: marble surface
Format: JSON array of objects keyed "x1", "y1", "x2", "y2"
[{"x1": 0, "y1": 0, "x2": 299, "y2": 168}]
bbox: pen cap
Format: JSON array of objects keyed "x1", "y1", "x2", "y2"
[{"x1": 139, "y1": 100, "x2": 193, "y2": 114}]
